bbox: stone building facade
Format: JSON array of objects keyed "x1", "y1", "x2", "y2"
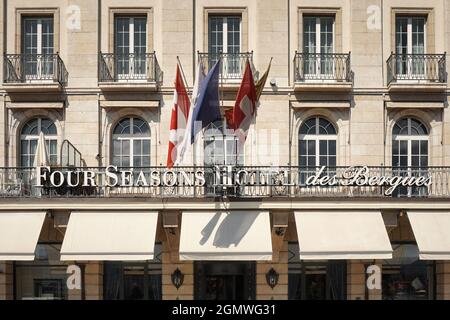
[{"x1": 1, "y1": 0, "x2": 450, "y2": 300}]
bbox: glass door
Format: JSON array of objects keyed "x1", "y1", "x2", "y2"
[
  {"x1": 22, "y1": 17, "x2": 54, "y2": 80},
  {"x1": 395, "y1": 17, "x2": 426, "y2": 79},
  {"x1": 288, "y1": 243, "x2": 346, "y2": 300},
  {"x1": 103, "y1": 262, "x2": 162, "y2": 300},
  {"x1": 208, "y1": 16, "x2": 241, "y2": 78},
  {"x1": 115, "y1": 16, "x2": 147, "y2": 80},
  {"x1": 194, "y1": 262, "x2": 255, "y2": 300},
  {"x1": 303, "y1": 16, "x2": 334, "y2": 78}
]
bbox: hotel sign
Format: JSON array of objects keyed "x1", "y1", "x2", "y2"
[{"x1": 35, "y1": 165, "x2": 432, "y2": 197}]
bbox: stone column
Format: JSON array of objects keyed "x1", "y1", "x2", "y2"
[
  {"x1": 162, "y1": 241, "x2": 193, "y2": 300},
  {"x1": 436, "y1": 261, "x2": 450, "y2": 300},
  {"x1": 256, "y1": 241, "x2": 288, "y2": 300},
  {"x1": 347, "y1": 260, "x2": 366, "y2": 300},
  {"x1": 0, "y1": 262, "x2": 13, "y2": 300},
  {"x1": 0, "y1": 261, "x2": 14, "y2": 300},
  {"x1": 84, "y1": 262, "x2": 103, "y2": 300}
]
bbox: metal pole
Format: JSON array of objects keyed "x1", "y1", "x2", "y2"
[{"x1": 176, "y1": 56, "x2": 191, "y2": 95}]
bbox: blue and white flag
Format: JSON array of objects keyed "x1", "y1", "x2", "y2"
[{"x1": 190, "y1": 60, "x2": 222, "y2": 142}]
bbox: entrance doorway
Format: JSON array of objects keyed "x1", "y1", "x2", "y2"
[
  {"x1": 194, "y1": 262, "x2": 256, "y2": 300},
  {"x1": 288, "y1": 261, "x2": 346, "y2": 300},
  {"x1": 288, "y1": 243, "x2": 346, "y2": 300}
]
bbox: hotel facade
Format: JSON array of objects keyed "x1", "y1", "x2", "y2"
[{"x1": 1, "y1": 0, "x2": 450, "y2": 300}]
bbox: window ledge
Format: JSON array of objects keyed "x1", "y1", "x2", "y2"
[
  {"x1": 98, "y1": 81, "x2": 160, "y2": 92},
  {"x1": 2, "y1": 82, "x2": 63, "y2": 92},
  {"x1": 293, "y1": 81, "x2": 353, "y2": 92},
  {"x1": 387, "y1": 82, "x2": 447, "y2": 93}
]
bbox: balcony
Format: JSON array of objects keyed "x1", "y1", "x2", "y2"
[
  {"x1": 0, "y1": 166, "x2": 448, "y2": 199},
  {"x1": 3, "y1": 53, "x2": 68, "y2": 92},
  {"x1": 387, "y1": 53, "x2": 447, "y2": 92},
  {"x1": 293, "y1": 52, "x2": 353, "y2": 91},
  {"x1": 197, "y1": 52, "x2": 254, "y2": 89},
  {"x1": 98, "y1": 52, "x2": 163, "y2": 91}
]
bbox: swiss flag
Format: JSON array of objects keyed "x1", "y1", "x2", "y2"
[
  {"x1": 232, "y1": 60, "x2": 257, "y2": 150},
  {"x1": 167, "y1": 64, "x2": 190, "y2": 168}
]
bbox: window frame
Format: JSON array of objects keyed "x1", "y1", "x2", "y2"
[
  {"x1": 111, "y1": 117, "x2": 151, "y2": 168},
  {"x1": 107, "y1": 8, "x2": 153, "y2": 54},
  {"x1": 395, "y1": 16, "x2": 427, "y2": 56},
  {"x1": 21, "y1": 16, "x2": 54, "y2": 56},
  {"x1": 207, "y1": 15, "x2": 242, "y2": 55},
  {"x1": 19, "y1": 117, "x2": 58, "y2": 167},
  {"x1": 298, "y1": 116, "x2": 337, "y2": 168},
  {"x1": 392, "y1": 117, "x2": 429, "y2": 168},
  {"x1": 302, "y1": 15, "x2": 335, "y2": 55},
  {"x1": 203, "y1": 120, "x2": 244, "y2": 166},
  {"x1": 16, "y1": 9, "x2": 60, "y2": 55}
]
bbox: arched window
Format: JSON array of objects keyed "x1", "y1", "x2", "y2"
[
  {"x1": 392, "y1": 117, "x2": 428, "y2": 168},
  {"x1": 298, "y1": 117, "x2": 337, "y2": 168},
  {"x1": 20, "y1": 117, "x2": 57, "y2": 167},
  {"x1": 112, "y1": 117, "x2": 151, "y2": 167},
  {"x1": 204, "y1": 121, "x2": 243, "y2": 166}
]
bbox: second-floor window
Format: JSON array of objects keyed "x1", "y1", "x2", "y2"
[
  {"x1": 392, "y1": 117, "x2": 428, "y2": 168},
  {"x1": 115, "y1": 16, "x2": 147, "y2": 80},
  {"x1": 303, "y1": 16, "x2": 334, "y2": 76},
  {"x1": 112, "y1": 117, "x2": 151, "y2": 168},
  {"x1": 22, "y1": 17, "x2": 54, "y2": 79},
  {"x1": 299, "y1": 117, "x2": 337, "y2": 183},
  {"x1": 20, "y1": 117, "x2": 57, "y2": 167},
  {"x1": 395, "y1": 16, "x2": 426, "y2": 77},
  {"x1": 204, "y1": 121, "x2": 243, "y2": 166},
  {"x1": 208, "y1": 15, "x2": 241, "y2": 77},
  {"x1": 392, "y1": 117, "x2": 429, "y2": 197}
]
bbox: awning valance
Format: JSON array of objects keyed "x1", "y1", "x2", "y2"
[
  {"x1": 61, "y1": 211, "x2": 159, "y2": 261},
  {"x1": 179, "y1": 211, "x2": 272, "y2": 261},
  {"x1": 294, "y1": 211, "x2": 392, "y2": 260},
  {"x1": 0, "y1": 211, "x2": 46, "y2": 260},
  {"x1": 407, "y1": 211, "x2": 450, "y2": 260}
]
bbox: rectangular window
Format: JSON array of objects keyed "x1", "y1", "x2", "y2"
[
  {"x1": 15, "y1": 244, "x2": 70, "y2": 300},
  {"x1": 288, "y1": 243, "x2": 346, "y2": 300},
  {"x1": 208, "y1": 15, "x2": 242, "y2": 77},
  {"x1": 22, "y1": 16, "x2": 54, "y2": 79},
  {"x1": 303, "y1": 16, "x2": 334, "y2": 76},
  {"x1": 103, "y1": 244, "x2": 162, "y2": 300},
  {"x1": 381, "y1": 244, "x2": 435, "y2": 300},
  {"x1": 114, "y1": 16, "x2": 147, "y2": 79},
  {"x1": 395, "y1": 16, "x2": 426, "y2": 77}
]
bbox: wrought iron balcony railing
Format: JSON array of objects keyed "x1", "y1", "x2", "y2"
[
  {"x1": 99, "y1": 52, "x2": 163, "y2": 83},
  {"x1": 294, "y1": 52, "x2": 352, "y2": 82},
  {"x1": 197, "y1": 52, "x2": 254, "y2": 81},
  {"x1": 4, "y1": 53, "x2": 68, "y2": 85},
  {"x1": 387, "y1": 53, "x2": 447, "y2": 85},
  {"x1": 0, "y1": 166, "x2": 448, "y2": 199}
]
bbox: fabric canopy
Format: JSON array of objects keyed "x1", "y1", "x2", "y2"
[
  {"x1": 0, "y1": 211, "x2": 46, "y2": 260},
  {"x1": 179, "y1": 211, "x2": 272, "y2": 261},
  {"x1": 61, "y1": 211, "x2": 159, "y2": 261},
  {"x1": 294, "y1": 211, "x2": 392, "y2": 260},
  {"x1": 407, "y1": 211, "x2": 450, "y2": 260}
]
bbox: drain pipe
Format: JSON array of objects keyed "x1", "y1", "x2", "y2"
[
  {"x1": 3, "y1": 93, "x2": 7, "y2": 167},
  {"x1": 97, "y1": 93, "x2": 103, "y2": 167},
  {"x1": 193, "y1": 0, "x2": 196, "y2": 82},
  {"x1": 287, "y1": 0, "x2": 290, "y2": 86}
]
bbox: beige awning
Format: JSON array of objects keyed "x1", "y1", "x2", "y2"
[
  {"x1": 61, "y1": 211, "x2": 159, "y2": 261},
  {"x1": 407, "y1": 211, "x2": 450, "y2": 260},
  {"x1": 0, "y1": 211, "x2": 46, "y2": 260},
  {"x1": 294, "y1": 211, "x2": 392, "y2": 260},
  {"x1": 179, "y1": 211, "x2": 272, "y2": 261}
]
